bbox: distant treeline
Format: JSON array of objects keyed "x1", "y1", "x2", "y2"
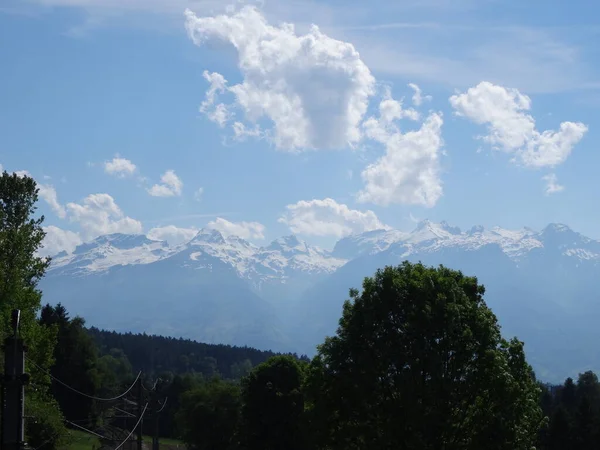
[{"x1": 87, "y1": 326, "x2": 309, "y2": 380}]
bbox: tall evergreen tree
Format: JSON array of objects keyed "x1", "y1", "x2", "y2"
[{"x1": 39, "y1": 303, "x2": 102, "y2": 423}]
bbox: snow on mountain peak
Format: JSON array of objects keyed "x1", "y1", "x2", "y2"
[
  {"x1": 257, "y1": 236, "x2": 345, "y2": 276},
  {"x1": 468, "y1": 225, "x2": 485, "y2": 235},
  {"x1": 191, "y1": 228, "x2": 226, "y2": 245},
  {"x1": 407, "y1": 220, "x2": 461, "y2": 245},
  {"x1": 542, "y1": 223, "x2": 572, "y2": 235},
  {"x1": 47, "y1": 220, "x2": 600, "y2": 280},
  {"x1": 266, "y1": 235, "x2": 307, "y2": 254},
  {"x1": 49, "y1": 233, "x2": 172, "y2": 276}
]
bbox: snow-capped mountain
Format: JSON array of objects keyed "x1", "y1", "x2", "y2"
[
  {"x1": 48, "y1": 229, "x2": 346, "y2": 278},
  {"x1": 39, "y1": 221, "x2": 600, "y2": 382},
  {"x1": 333, "y1": 220, "x2": 599, "y2": 263},
  {"x1": 49, "y1": 234, "x2": 174, "y2": 277}
]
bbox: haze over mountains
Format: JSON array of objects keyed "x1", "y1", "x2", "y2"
[{"x1": 40, "y1": 220, "x2": 600, "y2": 383}]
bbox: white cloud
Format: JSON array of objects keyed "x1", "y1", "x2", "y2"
[
  {"x1": 66, "y1": 193, "x2": 143, "y2": 240},
  {"x1": 449, "y1": 81, "x2": 588, "y2": 168},
  {"x1": 147, "y1": 225, "x2": 198, "y2": 246},
  {"x1": 206, "y1": 217, "x2": 265, "y2": 240},
  {"x1": 40, "y1": 226, "x2": 83, "y2": 257},
  {"x1": 357, "y1": 93, "x2": 445, "y2": 207},
  {"x1": 542, "y1": 173, "x2": 565, "y2": 195},
  {"x1": 199, "y1": 71, "x2": 232, "y2": 128},
  {"x1": 278, "y1": 198, "x2": 388, "y2": 237},
  {"x1": 232, "y1": 122, "x2": 264, "y2": 142},
  {"x1": 38, "y1": 184, "x2": 67, "y2": 219},
  {"x1": 14, "y1": 170, "x2": 31, "y2": 178},
  {"x1": 194, "y1": 187, "x2": 204, "y2": 202},
  {"x1": 408, "y1": 83, "x2": 431, "y2": 106},
  {"x1": 104, "y1": 156, "x2": 137, "y2": 177},
  {"x1": 147, "y1": 170, "x2": 183, "y2": 197},
  {"x1": 185, "y1": 6, "x2": 376, "y2": 151}
]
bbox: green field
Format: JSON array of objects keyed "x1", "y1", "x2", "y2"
[
  {"x1": 66, "y1": 429, "x2": 100, "y2": 450},
  {"x1": 66, "y1": 428, "x2": 185, "y2": 449}
]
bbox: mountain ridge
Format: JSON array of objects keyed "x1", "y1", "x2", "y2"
[{"x1": 39, "y1": 220, "x2": 600, "y2": 382}]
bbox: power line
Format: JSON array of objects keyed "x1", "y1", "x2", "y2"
[
  {"x1": 64, "y1": 420, "x2": 110, "y2": 441},
  {"x1": 113, "y1": 403, "x2": 148, "y2": 450},
  {"x1": 155, "y1": 397, "x2": 168, "y2": 413},
  {"x1": 32, "y1": 436, "x2": 55, "y2": 450},
  {"x1": 25, "y1": 356, "x2": 141, "y2": 402}
]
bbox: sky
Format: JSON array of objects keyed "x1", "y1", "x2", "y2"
[{"x1": 1, "y1": 0, "x2": 600, "y2": 256}]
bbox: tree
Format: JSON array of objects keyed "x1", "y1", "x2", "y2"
[
  {"x1": 239, "y1": 355, "x2": 307, "y2": 450},
  {"x1": 306, "y1": 262, "x2": 544, "y2": 450},
  {"x1": 546, "y1": 406, "x2": 573, "y2": 450},
  {"x1": 176, "y1": 377, "x2": 241, "y2": 450},
  {"x1": 574, "y1": 372, "x2": 600, "y2": 449},
  {"x1": 39, "y1": 303, "x2": 102, "y2": 423},
  {"x1": 0, "y1": 171, "x2": 67, "y2": 447}
]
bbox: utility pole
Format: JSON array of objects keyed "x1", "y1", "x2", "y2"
[
  {"x1": 1, "y1": 310, "x2": 28, "y2": 450},
  {"x1": 136, "y1": 377, "x2": 143, "y2": 450},
  {"x1": 152, "y1": 409, "x2": 159, "y2": 450}
]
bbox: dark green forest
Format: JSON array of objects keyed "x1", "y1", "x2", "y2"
[{"x1": 3, "y1": 171, "x2": 600, "y2": 450}]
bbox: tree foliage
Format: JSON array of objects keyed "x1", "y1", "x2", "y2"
[
  {"x1": 39, "y1": 303, "x2": 103, "y2": 423},
  {"x1": 176, "y1": 377, "x2": 241, "y2": 450},
  {"x1": 239, "y1": 355, "x2": 307, "y2": 450},
  {"x1": 0, "y1": 172, "x2": 66, "y2": 447},
  {"x1": 306, "y1": 262, "x2": 544, "y2": 450}
]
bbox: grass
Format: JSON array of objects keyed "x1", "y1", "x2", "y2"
[
  {"x1": 66, "y1": 429, "x2": 100, "y2": 450},
  {"x1": 142, "y1": 434, "x2": 184, "y2": 445},
  {"x1": 66, "y1": 428, "x2": 185, "y2": 449}
]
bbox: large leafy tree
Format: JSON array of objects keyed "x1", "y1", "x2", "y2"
[
  {"x1": 176, "y1": 377, "x2": 241, "y2": 450},
  {"x1": 306, "y1": 262, "x2": 544, "y2": 450},
  {"x1": 239, "y1": 355, "x2": 307, "y2": 450},
  {"x1": 0, "y1": 171, "x2": 67, "y2": 448}
]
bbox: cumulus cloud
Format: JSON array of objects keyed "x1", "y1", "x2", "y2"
[
  {"x1": 66, "y1": 193, "x2": 142, "y2": 240},
  {"x1": 542, "y1": 173, "x2": 565, "y2": 195},
  {"x1": 408, "y1": 83, "x2": 431, "y2": 107},
  {"x1": 185, "y1": 6, "x2": 376, "y2": 151},
  {"x1": 147, "y1": 225, "x2": 198, "y2": 246},
  {"x1": 357, "y1": 93, "x2": 445, "y2": 207},
  {"x1": 278, "y1": 198, "x2": 388, "y2": 237},
  {"x1": 449, "y1": 81, "x2": 588, "y2": 168},
  {"x1": 38, "y1": 184, "x2": 67, "y2": 219},
  {"x1": 40, "y1": 226, "x2": 83, "y2": 257},
  {"x1": 147, "y1": 170, "x2": 183, "y2": 197},
  {"x1": 199, "y1": 71, "x2": 232, "y2": 127},
  {"x1": 14, "y1": 170, "x2": 31, "y2": 178},
  {"x1": 206, "y1": 217, "x2": 265, "y2": 240},
  {"x1": 104, "y1": 156, "x2": 137, "y2": 177}
]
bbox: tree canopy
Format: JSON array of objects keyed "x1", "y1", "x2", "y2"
[
  {"x1": 239, "y1": 355, "x2": 307, "y2": 450},
  {"x1": 306, "y1": 262, "x2": 544, "y2": 450},
  {"x1": 0, "y1": 171, "x2": 66, "y2": 448}
]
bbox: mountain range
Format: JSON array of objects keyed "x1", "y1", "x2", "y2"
[{"x1": 39, "y1": 220, "x2": 600, "y2": 383}]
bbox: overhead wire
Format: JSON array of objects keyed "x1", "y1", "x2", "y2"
[
  {"x1": 113, "y1": 403, "x2": 148, "y2": 450},
  {"x1": 25, "y1": 356, "x2": 142, "y2": 402},
  {"x1": 64, "y1": 420, "x2": 111, "y2": 441},
  {"x1": 155, "y1": 397, "x2": 168, "y2": 413}
]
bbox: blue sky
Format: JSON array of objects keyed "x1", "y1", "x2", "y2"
[{"x1": 1, "y1": 0, "x2": 599, "y2": 255}]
